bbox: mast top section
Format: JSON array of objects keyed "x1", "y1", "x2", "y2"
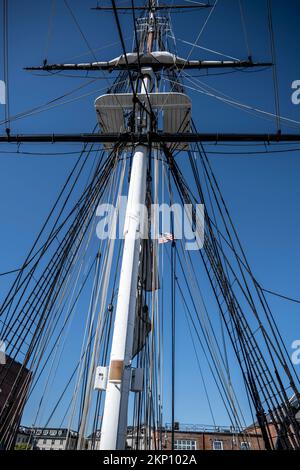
[{"x1": 25, "y1": 1, "x2": 272, "y2": 72}]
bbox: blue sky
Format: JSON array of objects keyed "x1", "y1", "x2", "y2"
[{"x1": 1, "y1": 0, "x2": 300, "y2": 431}]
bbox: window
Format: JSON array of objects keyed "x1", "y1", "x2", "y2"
[
  {"x1": 43, "y1": 439, "x2": 47, "y2": 445},
  {"x1": 240, "y1": 442, "x2": 251, "y2": 450},
  {"x1": 174, "y1": 440, "x2": 197, "y2": 450},
  {"x1": 213, "y1": 440, "x2": 223, "y2": 450},
  {"x1": 51, "y1": 439, "x2": 55, "y2": 445}
]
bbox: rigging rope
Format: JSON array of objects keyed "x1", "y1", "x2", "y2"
[
  {"x1": 64, "y1": 0, "x2": 97, "y2": 62},
  {"x1": 2, "y1": 0, "x2": 10, "y2": 131},
  {"x1": 0, "y1": 79, "x2": 125, "y2": 127},
  {"x1": 163, "y1": 143, "x2": 300, "y2": 448},
  {"x1": 267, "y1": 0, "x2": 281, "y2": 133},
  {"x1": 170, "y1": 219, "x2": 176, "y2": 450},
  {"x1": 163, "y1": 73, "x2": 300, "y2": 130},
  {"x1": 238, "y1": 0, "x2": 252, "y2": 60},
  {"x1": 0, "y1": 143, "x2": 124, "y2": 448},
  {"x1": 183, "y1": 0, "x2": 219, "y2": 65},
  {"x1": 177, "y1": 38, "x2": 241, "y2": 61},
  {"x1": 261, "y1": 288, "x2": 300, "y2": 305},
  {"x1": 44, "y1": 0, "x2": 56, "y2": 64}
]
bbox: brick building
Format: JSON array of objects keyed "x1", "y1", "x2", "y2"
[
  {"x1": 15, "y1": 426, "x2": 78, "y2": 450},
  {"x1": 159, "y1": 424, "x2": 265, "y2": 451},
  {"x1": 0, "y1": 357, "x2": 31, "y2": 449},
  {"x1": 14, "y1": 423, "x2": 265, "y2": 450}
]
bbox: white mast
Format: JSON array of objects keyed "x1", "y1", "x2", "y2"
[{"x1": 99, "y1": 3, "x2": 157, "y2": 451}]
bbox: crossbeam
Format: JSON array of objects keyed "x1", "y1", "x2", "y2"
[
  {"x1": 0, "y1": 133, "x2": 300, "y2": 144},
  {"x1": 91, "y1": 5, "x2": 212, "y2": 11},
  {"x1": 24, "y1": 60, "x2": 272, "y2": 72}
]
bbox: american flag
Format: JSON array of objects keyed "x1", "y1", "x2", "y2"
[{"x1": 158, "y1": 232, "x2": 175, "y2": 245}]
